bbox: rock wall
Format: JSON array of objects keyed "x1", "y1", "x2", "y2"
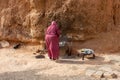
[{"x1": 0, "y1": 0, "x2": 120, "y2": 42}]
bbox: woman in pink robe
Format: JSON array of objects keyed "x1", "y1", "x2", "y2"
[{"x1": 45, "y1": 21, "x2": 60, "y2": 60}]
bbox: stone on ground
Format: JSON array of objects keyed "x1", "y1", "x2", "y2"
[
  {"x1": 92, "y1": 71, "x2": 104, "y2": 78},
  {"x1": 0, "y1": 40, "x2": 10, "y2": 48},
  {"x1": 104, "y1": 72, "x2": 114, "y2": 78}
]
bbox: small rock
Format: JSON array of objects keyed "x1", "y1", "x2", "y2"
[
  {"x1": 113, "y1": 71, "x2": 120, "y2": 77},
  {"x1": 104, "y1": 72, "x2": 114, "y2": 78},
  {"x1": 111, "y1": 73, "x2": 118, "y2": 78},
  {"x1": 0, "y1": 40, "x2": 10, "y2": 47},
  {"x1": 93, "y1": 71, "x2": 104, "y2": 78},
  {"x1": 13, "y1": 43, "x2": 21, "y2": 49},
  {"x1": 85, "y1": 69, "x2": 96, "y2": 77}
]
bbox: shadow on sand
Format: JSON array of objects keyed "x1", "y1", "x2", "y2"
[
  {"x1": 57, "y1": 56, "x2": 111, "y2": 65},
  {"x1": 0, "y1": 70, "x2": 95, "y2": 80},
  {"x1": 35, "y1": 54, "x2": 45, "y2": 59}
]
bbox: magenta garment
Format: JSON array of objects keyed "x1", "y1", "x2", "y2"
[{"x1": 45, "y1": 21, "x2": 60, "y2": 59}]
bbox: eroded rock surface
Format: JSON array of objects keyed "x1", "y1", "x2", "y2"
[{"x1": 0, "y1": 0, "x2": 120, "y2": 52}]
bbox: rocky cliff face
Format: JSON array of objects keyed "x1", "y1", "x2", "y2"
[{"x1": 0, "y1": 0, "x2": 120, "y2": 43}]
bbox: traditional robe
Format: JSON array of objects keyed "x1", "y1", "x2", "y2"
[{"x1": 45, "y1": 21, "x2": 60, "y2": 60}]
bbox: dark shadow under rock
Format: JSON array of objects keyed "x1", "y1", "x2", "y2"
[
  {"x1": 35, "y1": 55, "x2": 45, "y2": 59},
  {"x1": 13, "y1": 43, "x2": 21, "y2": 49}
]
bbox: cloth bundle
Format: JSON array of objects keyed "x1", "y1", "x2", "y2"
[
  {"x1": 59, "y1": 35, "x2": 68, "y2": 47},
  {"x1": 79, "y1": 48, "x2": 94, "y2": 54}
]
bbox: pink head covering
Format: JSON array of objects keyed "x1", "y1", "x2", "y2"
[
  {"x1": 51, "y1": 21, "x2": 57, "y2": 25},
  {"x1": 46, "y1": 21, "x2": 60, "y2": 37}
]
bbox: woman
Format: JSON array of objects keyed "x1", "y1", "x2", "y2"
[{"x1": 45, "y1": 21, "x2": 60, "y2": 60}]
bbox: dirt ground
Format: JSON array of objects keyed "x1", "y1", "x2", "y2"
[{"x1": 0, "y1": 44, "x2": 120, "y2": 80}]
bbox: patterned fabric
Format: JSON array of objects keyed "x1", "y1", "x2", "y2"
[{"x1": 79, "y1": 48, "x2": 94, "y2": 54}]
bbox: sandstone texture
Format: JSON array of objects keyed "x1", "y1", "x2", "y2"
[{"x1": 0, "y1": 0, "x2": 120, "y2": 52}]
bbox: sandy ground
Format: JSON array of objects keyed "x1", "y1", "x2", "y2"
[{"x1": 0, "y1": 45, "x2": 120, "y2": 80}]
